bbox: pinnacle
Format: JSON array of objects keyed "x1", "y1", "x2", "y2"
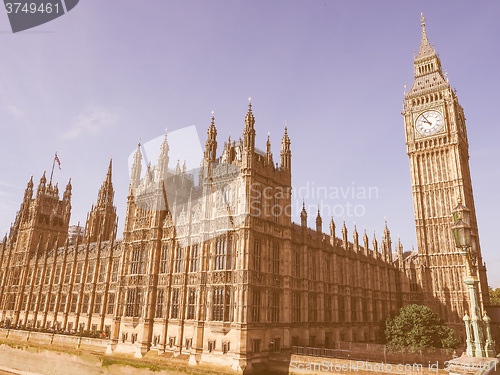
[{"x1": 415, "y1": 12, "x2": 435, "y2": 60}]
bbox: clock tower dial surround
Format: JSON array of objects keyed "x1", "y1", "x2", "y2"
[{"x1": 402, "y1": 14, "x2": 489, "y2": 330}]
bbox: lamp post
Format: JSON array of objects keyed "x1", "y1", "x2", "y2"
[{"x1": 451, "y1": 198, "x2": 494, "y2": 358}]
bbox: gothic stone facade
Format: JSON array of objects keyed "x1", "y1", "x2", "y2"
[{"x1": 0, "y1": 18, "x2": 491, "y2": 373}]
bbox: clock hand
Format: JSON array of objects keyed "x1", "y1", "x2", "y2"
[{"x1": 421, "y1": 114, "x2": 432, "y2": 125}]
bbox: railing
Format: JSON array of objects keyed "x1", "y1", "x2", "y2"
[{"x1": 292, "y1": 342, "x2": 461, "y2": 366}]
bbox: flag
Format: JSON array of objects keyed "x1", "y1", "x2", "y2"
[{"x1": 55, "y1": 153, "x2": 61, "y2": 170}]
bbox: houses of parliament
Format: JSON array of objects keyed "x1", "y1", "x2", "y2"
[{"x1": 0, "y1": 15, "x2": 496, "y2": 372}]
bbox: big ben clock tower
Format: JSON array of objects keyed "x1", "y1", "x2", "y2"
[{"x1": 403, "y1": 14, "x2": 489, "y2": 328}]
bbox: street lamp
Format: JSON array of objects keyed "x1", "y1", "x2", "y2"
[
  {"x1": 451, "y1": 212, "x2": 473, "y2": 277},
  {"x1": 451, "y1": 198, "x2": 495, "y2": 358}
]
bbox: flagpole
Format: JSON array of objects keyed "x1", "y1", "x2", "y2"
[{"x1": 49, "y1": 151, "x2": 57, "y2": 184}]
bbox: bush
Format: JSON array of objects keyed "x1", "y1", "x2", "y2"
[{"x1": 385, "y1": 304, "x2": 459, "y2": 349}]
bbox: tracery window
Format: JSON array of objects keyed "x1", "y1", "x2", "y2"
[
  {"x1": 212, "y1": 287, "x2": 231, "y2": 321},
  {"x1": 86, "y1": 263, "x2": 94, "y2": 283},
  {"x1": 292, "y1": 292, "x2": 301, "y2": 322},
  {"x1": 189, "y1": 244, "x2": 199, "y2": 272},
  {"x1": 131, "y1": 246, "x2": 142, "y2": 274},
  {"x1": 98, "y1": 260, "x2": 107, "y2": 283},
  {"x1": 64, "y1": 264, "x2": 72, "y2": 283},
  {"x1": 308, "y1": 293, "x2": 317, "y2": 322},
  {"x1": 59, "y1": 294, "x2": 67, "y2": 312},
  {"x1": 186, "y1": 289, "x2": 196, "y2": 320},
  {"x1": 254, "y1": 239, "x2": 261, "y2": 272},
  {"x1": 82, "y1": 294, "x2": 89, "y2": 314},
  {"x1": 269, "y1": 290, "x2": 279, "y2": 323},
  {"x1": 107, "y1": 293, "x2": 115, "y2": 315},
  {"x1": 75, "y1": 263, "x2": 83, "y2": 284},
  {"x1": 215, "y1": 237, "x2": 227, "y2": 270},
  {"x1": 325, "y1": 295, "x2": 332, "y2": 322},
  {"x1": 271, "y1": 243, "x2": 279, "y2": 274},
  {"x1": 252, "y1": 289, "x2": 261, "y2": 322},
  {"x1": 94, "y1": 294, "x2": 102, "y2": 314},
  {"x1": 70, "y1": 293, "x2": 78, "y2": 313},
  {"x1": 174, "y1": 244, "x2": 183, "y2": 273},
  {"x1": 170, "y1": 289, "x2": 179, "y2": 319},
  {"x1": 160, "y1": 243, "x2": 170, "y2": 274},
  {"x1": 351, "y1": 296, "x2": 357, "y2": 322},
  {"x1": 155, "y1": 289, "x2": 164, "y2": 319},
  {"x1": 111, "y1": 260, "x2": 119, "y2": 282},
  {"x1": 338, "y1": 295, "x2": 345, "y2": 322},
  {"x1": 125, "y1": 288, "x2": 142, "y2": 317}
]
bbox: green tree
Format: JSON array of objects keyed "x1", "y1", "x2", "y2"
[
  {"x1": 489, "y1": 287, "x2": 500, "y2": 305},
  {"x1": 385, "y1": 304, "x2": 459, "y2": 349}
]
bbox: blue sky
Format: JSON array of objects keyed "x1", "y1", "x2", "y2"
[{"x1": 0, "y1": 1, "x2": 499, "y2": 286}]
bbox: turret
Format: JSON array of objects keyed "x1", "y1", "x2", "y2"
[
  {"x1": 266, "y1": 133, "x2": 273, "y2": 166},
  {"x1": 316, "y1": 208, "x2": 322, "y2": 234},
  {"x1": 36, "y1": 171, "x2": 47, "y2": 196},
  {"x1": 205, "y1": 113, "x2": 217, "y2": 163},
  {"x1": 86, "y1": 159, "x2": 117, "y2": 242},
  {"x1": 63, "y1": 178, "x2": 72, "y2": 202},
  {"x1": 363, "y1": 228, "x2": 369, "y2": 256},
  {"x1": 130, "y1": 142, "x2": 142, "y2": 190},
  {"x1": 280, "y1": 126, "x2": 291, "y2": 172},
  {"x1": 353, "y1": 224, "x2": 359, "y2": 253},
  {"x1": 397, "y1": 236, "x2": 404, "y2": 268},
  {"x1": 329, "y1": 217, "x2": 335, "y2": 246},
  {"x1": 158, "y1": 128, "x2": 170, "y2": 180},
  {"x1": 300, "y1": 201, "x2": 307, "y2": 228},
  {"x1": 342, "y1": 220, "x2": 348, "y2": 250},
  {"x1": 372, "y1": 231, "x2": 378, "y2": 259},
  {"x1": 24, "y1": 176, "x2": 34, "y2": 202},
  {"x1": 382, "y1": 220, "x2": 392, "y2": 262},
  {"x1": 243, "y1": 99, "x2": 255, "y2": 152}
]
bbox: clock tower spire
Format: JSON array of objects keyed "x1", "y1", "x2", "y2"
[{"x1": 403, "y1": 14, "x2": 489, "y2": 332}]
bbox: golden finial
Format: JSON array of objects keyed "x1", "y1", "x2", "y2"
[
  {"x1": 420, "y1": 12, "x2": 425, "y2": 28},
  {"x1": 445, "y1": 70, "x2": 449, "y2": 82}
]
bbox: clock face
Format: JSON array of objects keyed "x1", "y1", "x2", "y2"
[{"x1": 415, "y1": 110, "x2": 444, "y2": 136}]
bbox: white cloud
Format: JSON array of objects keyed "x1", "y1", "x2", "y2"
[
  {"x1": 62, "y1": 107, "x2": 119, "y2": 140},
  {"x1": 6, "y1": 104, "x2": 24, "y2": 118}
]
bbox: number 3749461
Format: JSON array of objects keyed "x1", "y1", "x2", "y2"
[{"x1": 5, "y1": 2, "x2": 61, "y2": 14}]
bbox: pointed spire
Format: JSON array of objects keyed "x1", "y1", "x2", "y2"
[
  {"x1": 300, "y1": 200, "x2": 307, "y2": 228},
  {"x1": 205, "y1": 112, "x2": 217, "y2": 163},
  {"x1": 130, "y1": 141, "x2": 142, "y2": 189},
  {"x1": 372, "y1": 230, "x2": 378, "y2": 258},
  {"x1": 342, "y1": 220, "x2": 348, "y2": 250},
  {"x1": 316, "y1": 206, "x2": 322, "y2": 234},
  {"x1": 174, "y1": 159, "x2": 181, "y2": 174},
  {"x1": 280, "y1": 126, "x2": 291, "y2": 172},
  {"x1": 158, "y1": 128, "x2": 170, "y2": 180},
  {"x1": 416, "y1": 13, "x2": 435, "y2": 61},
  {"x1": 97, "y1": 158, "x2": 114, "y2": 207},
  {"x1": 23, "y1": 175, "x2": 34, "y2": 202},
  {"x1": 329, "y1": 216, "x2": 335, "y2": 245},
  {"x1": 243, "y1": 98, "x2": 256, "y2": 152},
  {"x1": 363, "y1": 228, "x2": 369, "y2": 255},
  {"x1": 37, "y1": 171, "x2": 47, "y2": 195},
  {"x1": 266, "y1": 132, "x2": 273, "y2": 166},
  {"x1": 245, "y1": 97, "x2": 255, "y2": 128},
  {"x1": 106, "y1": 157, "x2": 112, "y2": 182},
  {"x1": 353, "y1": 223, "x2": 359, "y2": 252}
]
